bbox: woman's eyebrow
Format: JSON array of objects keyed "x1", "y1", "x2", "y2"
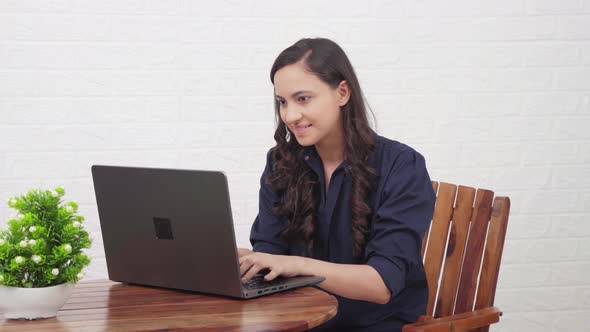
[{"x1": 275, "y1": 91, "x2": 314, "y2": 99}]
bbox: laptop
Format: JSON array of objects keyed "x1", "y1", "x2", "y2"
[{"x1": 91, "y1": 165, "x2": 325, "y2": 299}]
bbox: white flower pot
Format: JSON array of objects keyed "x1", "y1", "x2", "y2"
[{"x1": 0, "y1": 283, "x2": 75, "y2": 320}]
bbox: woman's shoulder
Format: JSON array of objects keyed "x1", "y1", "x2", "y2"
[
  {"x1": 371, "y1": 134, "x2": 435, "y2": 203},
  {"x1": 372, "y1": 133, "x2": 427, "y2": 171}
]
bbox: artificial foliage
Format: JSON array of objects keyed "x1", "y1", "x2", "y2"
[{"x1": 0, "y1": 188, "x2": 91, "y2": 288}]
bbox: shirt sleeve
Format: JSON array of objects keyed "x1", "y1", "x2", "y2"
[
  {"x1": 249, "y1": 149, "x2": 290, "y2": 255},
  {"x1": 365, "y1": 148, "x2": 436, "y2": 299}
]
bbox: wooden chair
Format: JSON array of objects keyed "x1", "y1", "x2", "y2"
[{"x1": 402, "y1": 182, "x2": 510, "y2": 332}]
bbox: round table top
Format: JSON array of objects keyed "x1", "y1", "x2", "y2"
[{"x1": 0, "y1": 280, "x2": 338, "y2": 332}]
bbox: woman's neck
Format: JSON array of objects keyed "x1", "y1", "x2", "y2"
[{"x1": 315, "y1": 134, "x2": 345, "y2": 166}]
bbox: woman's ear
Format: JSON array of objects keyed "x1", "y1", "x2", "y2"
[{"x1": 337, "y1": 80, "x2": 351, "y2": 107}]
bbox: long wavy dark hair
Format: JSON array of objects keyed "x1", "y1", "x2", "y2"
[{"x1": 268, "y1": 38, "x2": 377, "y2": 259}]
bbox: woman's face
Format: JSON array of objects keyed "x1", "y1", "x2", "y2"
[{"x1": 273, "y1": 61, "x2": 349, "y2": 147}]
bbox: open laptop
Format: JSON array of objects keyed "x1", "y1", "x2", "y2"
[{"x1": 91, "y1": 165, "x2": 324, "y2": 299}]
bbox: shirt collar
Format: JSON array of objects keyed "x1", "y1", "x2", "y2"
[
  {"x1": 303, "y1": 130, "x2": 381, "y2": 174},
  {"x1": 302, "y1": 144, "x2": 352, "y2": 174}
]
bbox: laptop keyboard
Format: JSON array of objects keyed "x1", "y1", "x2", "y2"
[{"x1": 242, "y1": 274, "x2": 288, "y2": 290}]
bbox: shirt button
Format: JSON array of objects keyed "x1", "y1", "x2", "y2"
[{"x1": 305, "y1": 155, "x2": 310, "y2": 160}]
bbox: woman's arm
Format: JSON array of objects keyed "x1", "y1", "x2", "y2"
[
  {"x1": 301, "y1": 256, "x2": 391, "y2": 304},
  {"x1": 239, "y1": 252, "x2": 391, "y2": 304},
  {"x1": 249, "y1": 150, "x2": 290, "y2": 255}
]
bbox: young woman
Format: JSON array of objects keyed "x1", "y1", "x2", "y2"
[{"x1": 238, "y1": 38, "x2": 436, "y2": 332}]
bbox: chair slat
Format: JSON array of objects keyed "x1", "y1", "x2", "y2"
[
  {"x1": 453, "y1": 189, "x2": 494, "y2": 314},
  {"x1": 432, "y1": 181, "x2": 440, "y2": 194},
  {"x1": 422, "y1": 181, "x2": 440, "y2": 257},
  {"x1": 470, "y1": 197, "x2": 510, "y2": 332},
  {"x1": 474, "y1": 197, "x2": 510, "y2": 314},
  {"x1": 424, "y1": 182, "x2": 457, "y2": 316},
  {"x1": 433, "y1": 186, "x2": 476, "y2": 318}
]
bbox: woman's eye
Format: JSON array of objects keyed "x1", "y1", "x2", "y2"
[
  {"x1": 277, "y1": 99, "x2": 286, "y2": 106},
  {"x1": 298, "y1": 96, "x2": 310, "y2": 103}
]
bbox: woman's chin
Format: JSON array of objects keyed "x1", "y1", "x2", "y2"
[{"x1": 294, "y1": 136, "x2": 317, "y2": 147}]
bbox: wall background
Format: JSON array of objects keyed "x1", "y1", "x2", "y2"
[{"x1": 1, "y1": 1, "x2": 589, "y2": 331}]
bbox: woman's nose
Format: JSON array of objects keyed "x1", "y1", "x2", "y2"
[{"x1": 283, "y1": 105, "x2": 303, "y2": 124}]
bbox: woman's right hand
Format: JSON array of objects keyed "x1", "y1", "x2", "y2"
[{"x1": 237, "y1": 248, "x2": 253, "y2": 257}]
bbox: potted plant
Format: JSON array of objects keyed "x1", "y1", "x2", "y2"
[{"x1": 0, "y1": 187, "x2": 91, "y2": 320}]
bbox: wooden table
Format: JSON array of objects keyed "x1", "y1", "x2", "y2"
[{"x1": 0, "y1": 280, "x2": 338, "y2": 332}]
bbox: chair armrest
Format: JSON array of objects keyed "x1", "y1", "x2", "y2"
[{"x1": 402, "y1": 307, "x2": 502, "y2": 332}]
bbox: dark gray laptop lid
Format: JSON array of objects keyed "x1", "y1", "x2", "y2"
[{"x1": 91, "y1": 165, "x2": 244, "y2": 298}]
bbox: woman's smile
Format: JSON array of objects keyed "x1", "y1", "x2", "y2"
[{"x1": 293, "y1": 124, "x2": 312, "y2": 136}]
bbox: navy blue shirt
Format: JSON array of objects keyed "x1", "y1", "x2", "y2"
[{"x1": 250, "y1": 133, "x2": 436, "y2": 332}]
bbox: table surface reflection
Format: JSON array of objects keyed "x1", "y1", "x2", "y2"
[{"x1": 0, "y1": 280, "x2": 338, "y2": 332}]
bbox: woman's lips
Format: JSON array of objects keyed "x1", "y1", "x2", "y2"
[{"x1": 293, "y1": 124, "x2": 312, "y2": 135}]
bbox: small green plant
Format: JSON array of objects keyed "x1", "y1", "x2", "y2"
[{"x1": 0, "y1": 188, "x2": 91, "y2": 288}]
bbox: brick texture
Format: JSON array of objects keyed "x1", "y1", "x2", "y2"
[{"x1": 0, "y1": 1, "x2": 588, "y2": 330}]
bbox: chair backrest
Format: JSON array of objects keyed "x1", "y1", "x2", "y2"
[{"x1": 421, "y1": 182, "x2": 510, "y2": 320}]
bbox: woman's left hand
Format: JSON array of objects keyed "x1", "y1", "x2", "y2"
[{"x1": 239, "y1": 252, "x2": 305, "y2": 282}]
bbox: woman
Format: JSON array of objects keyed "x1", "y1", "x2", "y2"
[{"x1": 238, "y1": 38, "x2": 436, "y2": 332}]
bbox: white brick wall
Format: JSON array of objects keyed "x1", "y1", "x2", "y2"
[{"x1": 0, "y1": 1, "x2": 588, "y2": 331}]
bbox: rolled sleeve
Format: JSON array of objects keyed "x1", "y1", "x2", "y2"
[
  {"x1": 365, "y1": 148, "x2": 436, "y2": 299},
  {"x1": 249, "y1": 149, "x2": 289, "y2": 255}
]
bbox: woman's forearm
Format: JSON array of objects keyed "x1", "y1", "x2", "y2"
[{"x1": 298, "y1": 257, "x2": 391, "y2": 304}]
